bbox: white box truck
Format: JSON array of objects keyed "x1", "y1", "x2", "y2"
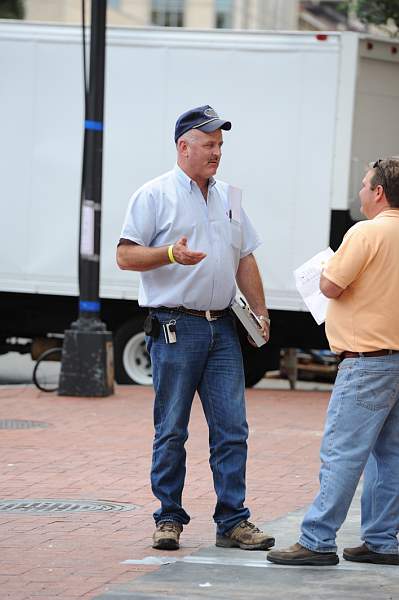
[{"x1": 1, "y1": 21, "x2": 398, "y2": 386}]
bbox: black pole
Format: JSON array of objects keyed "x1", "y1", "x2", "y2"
[
  {"x1": 79, "y1": 0, "x2": 105, "y2": 324},
  {"x1": 59, "y1": 0, "x2": 114, "y2": 397}
]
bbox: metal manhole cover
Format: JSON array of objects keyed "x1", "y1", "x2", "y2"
[
  {"x1": 0, "y1": 419, "x2": 49, "y2": 429},
  {"x1": 0, "y1": 499, "x2": 138, "y2": 514}
]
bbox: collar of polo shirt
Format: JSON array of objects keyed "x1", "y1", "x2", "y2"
[{"x1": 174, "y1": 164, "x2": 216, "y2": 192}]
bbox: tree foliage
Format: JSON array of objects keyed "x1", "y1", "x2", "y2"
[
  {"x1": 344, "y1": 0, "x2": 399, "y2": 31},
  {"x1": 0, "y1": 0, "x2": 24, "y2": 19}
]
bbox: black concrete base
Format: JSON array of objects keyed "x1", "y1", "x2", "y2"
[{"x1": 58, "y1": 329, "x2": 114, "y2": 397}]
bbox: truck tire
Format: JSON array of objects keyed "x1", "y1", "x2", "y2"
[
  {"x1": 114, "y1": 316, "x2": 152, "y2": 385},
  {"x1": 241, "y1": 342, "x2": 280, "y2": 388}
]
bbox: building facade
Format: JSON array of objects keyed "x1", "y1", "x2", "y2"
[
  {"x1": 24, "y1": 0, "x2": 299, "y2": 30},
  {"x1": 23, "y1": 1, "x2": 392, "y2": 36}
]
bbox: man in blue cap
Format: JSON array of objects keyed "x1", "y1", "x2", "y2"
[{"x1": 117, "y1": 105, "x2": 273, "y2": 551}]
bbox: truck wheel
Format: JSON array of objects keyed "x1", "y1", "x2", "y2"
[
  {"x1": 241, "y1": 342, "x2": 280, "y2": 388},
  {"x1": 114, "y1": 316, "x2": 152, "y2": 385}
]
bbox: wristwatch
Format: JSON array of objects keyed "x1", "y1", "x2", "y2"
[{"x1": 257, "y1": 315, "x2": 271, "y2": 326}]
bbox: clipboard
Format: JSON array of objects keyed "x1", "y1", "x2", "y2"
[{"x1": 231, "y1": 296, "x2": 266, "y2": 348}]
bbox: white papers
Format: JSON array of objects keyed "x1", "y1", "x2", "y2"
[
  {"x1": 294, "y1": 248, "x2": 334, "y2": 325},
  {"x1": 80, "y1": 200, "x2": 95, "y2": 256},
  {"x1": 228, "y1": 186, "x2": 242, "y2": 222}
]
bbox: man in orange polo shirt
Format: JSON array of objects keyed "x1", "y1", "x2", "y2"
[{"x1": 268, "y1": 157, "x2": 399, "y2": 566}]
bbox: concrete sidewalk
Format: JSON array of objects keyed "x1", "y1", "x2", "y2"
[
  {"x1": 96, "y1": 491, "x2": 399, "y2": 600},
  {"x1": 0, "y1": 384, "x2": 397, "y2": 599}
]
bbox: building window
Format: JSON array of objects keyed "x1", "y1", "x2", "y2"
[
  {"x1": 215, "y1": 0, "x2": 233, "y2": 29},
  {"x1": 151, "y1": 0, "x2": 184, "y2": 27}
]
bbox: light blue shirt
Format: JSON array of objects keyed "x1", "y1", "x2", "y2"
[{"x1": 120, "y1": 164, "x2": 261, "y2": 310}]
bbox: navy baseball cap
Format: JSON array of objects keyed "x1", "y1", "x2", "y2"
[{"x1": 174, "y1": 105, "x2": 232, "y2": 143}]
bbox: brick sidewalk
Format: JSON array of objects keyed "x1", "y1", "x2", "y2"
[{"x1": 0, "y1": 384, "x2": 329, "y2": 599}]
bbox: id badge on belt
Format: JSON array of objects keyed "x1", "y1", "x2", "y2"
[{"x1": 163, "y1": 320, "x2": 177, "y2": 344}]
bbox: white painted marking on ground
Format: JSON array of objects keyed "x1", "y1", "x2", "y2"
[{"x1": 122, "y1": 554, "x2": 399, "y2": 574}]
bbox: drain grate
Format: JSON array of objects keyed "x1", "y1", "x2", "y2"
[
  {"x1": 0, "y1": 419, "x2": 49, "y2": 429},
  {"x1": 0, "y1": 499, "x2": 138, "y2": 514}
]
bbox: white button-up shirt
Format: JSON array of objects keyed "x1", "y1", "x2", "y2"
[{"x1": 120, "y1": 165, "x2": 261, "y2": 310}]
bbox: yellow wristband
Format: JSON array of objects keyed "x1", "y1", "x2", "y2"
[{"x1": 168, "y1": 244, "x2": 176, "y2": 264}]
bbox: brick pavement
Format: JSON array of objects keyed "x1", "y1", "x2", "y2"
[{"x1": 0, "y1": 384, "x2": 329, "y2": 599}]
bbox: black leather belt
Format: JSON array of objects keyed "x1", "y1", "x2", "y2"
[
  {"x1": 152, "y1": 306, "x2": 230, "y2": 320},
  {"x1": 340, "y1": 349, "x2": 399, "y2": 360}
]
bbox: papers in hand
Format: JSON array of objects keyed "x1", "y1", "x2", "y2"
[
  {"x1": 294, "y1": 248, "x2": 334, "y2": 325},
  {"x1": 228, "y1": 186, "x2": 242, "y2": 222},
  {"x1": 231, "y1": 296, "x2": 266, "y2": 347}
]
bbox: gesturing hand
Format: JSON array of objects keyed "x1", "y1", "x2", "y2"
[{"x1": 172, "y1": 237, "x2": 207, "y2": 265}]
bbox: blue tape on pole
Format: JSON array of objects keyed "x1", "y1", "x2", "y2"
[
  {"x1": 85, "y1": 119, "x2": 103, "y2": 131},
  {"x1": 80, "y1": 300, "x2": 100, "y2": 312}
]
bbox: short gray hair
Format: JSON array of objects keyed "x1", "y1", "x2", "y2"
[
  {"x1": 178, "y1": 130, "x2": 199, "y2": 145},
  {"x1": 370, "y1": 157, "x2": 399, "y2": 208}
]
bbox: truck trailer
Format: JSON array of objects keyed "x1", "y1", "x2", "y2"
[{"x1": 1, "y1": 21, "x2": 398, "y2": 386}]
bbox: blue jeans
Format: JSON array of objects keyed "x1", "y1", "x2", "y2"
[
  {"x1": 147, "y1": 310, "x2": 250, "y2": 535},
  {"x1": 300, "y1": 353, "x2": 399, "y2": 554}
]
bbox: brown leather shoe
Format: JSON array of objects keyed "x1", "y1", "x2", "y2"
[
  {"x1": 343, "y1": 543, "x2": 399, "y2": 565},
  {"x1": 267, "y1": 542, "x2": 339, "y2": 566},
  {"x1": 216, "y1": 520, "x2": 275, "y2": 550},
  {"x1": 152, "y1": 521, "x2": 183, "y2": 550}
]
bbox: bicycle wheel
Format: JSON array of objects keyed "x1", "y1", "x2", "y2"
[{"x1": 32, "y1": 347, "x2": 62, "y2": 392}]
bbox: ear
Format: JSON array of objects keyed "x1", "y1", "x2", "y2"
[
  {"x1": 177, "y1": 138, "x2": 187, "y2": 154},
  {"x1": 375, "y1": 184, "x2": 386, "y2": 203}
]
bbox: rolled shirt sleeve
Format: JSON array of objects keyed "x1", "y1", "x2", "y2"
[{"x1": 120, "y1": 186, "x2": 156, "y2": 247}]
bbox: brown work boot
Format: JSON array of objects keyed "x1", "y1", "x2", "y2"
[
  {"x1": 267, "y1": 542, "x2": 339, "y2": 566},
  {"x1": 216, "y1": 520, "x2": 275, "y2": 550},
  {"x1": 152, "y1": 521, "x2": 183, "y2": 550},
  {"x1": 343, "y1": 543, "x2": 399, "y2": 565}
]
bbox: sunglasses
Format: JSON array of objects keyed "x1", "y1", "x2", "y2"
[{"x1": 372, "y1": 159, "x2": 389, "y2": 197}]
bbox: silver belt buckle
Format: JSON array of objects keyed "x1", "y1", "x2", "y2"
[{"x1": 205, "y1": 310, "x2": 217, "y2": 321}]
